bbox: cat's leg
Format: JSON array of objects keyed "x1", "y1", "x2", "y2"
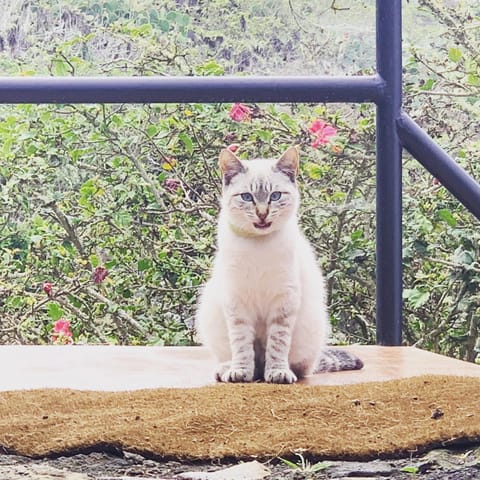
[
  {"x1": 264, "y1": 316, "x2": 298, "y2": 384},
  {"x1": 219, "y1": 315, "x2": 256, "y2": 382}
]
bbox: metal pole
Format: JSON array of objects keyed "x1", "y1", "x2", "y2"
[
  {"x1": 0, "y1": 75, "x2": 384, "y2": 104},
  {"x1": 375, "y1": 0, "x2": 403, "y2": 345}
]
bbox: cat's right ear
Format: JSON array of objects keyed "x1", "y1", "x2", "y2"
[
  {"x1": 274, "y1": 146, "x2": 299, "y2": 183},
  {"x1": 219, "y1": 149, "x2": 246, "y2": 186}
]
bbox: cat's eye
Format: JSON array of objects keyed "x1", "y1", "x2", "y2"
[
  {"x1": 270, "y1": 191, "x2": 282, "y2": 201},
  {"x1": 240, "y1": 192, "x2": 254, "y2": 202}
]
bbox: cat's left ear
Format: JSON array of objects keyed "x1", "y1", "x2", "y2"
[{"x1": 274, "y1": 146, "x2": 299, "y2": 183}]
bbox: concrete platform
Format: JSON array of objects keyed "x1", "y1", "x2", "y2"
[{"x1": 1, "y1": 345, "x2": 479, "y2": 391}]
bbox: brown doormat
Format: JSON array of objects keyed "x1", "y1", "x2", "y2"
[{"x1": 0, "y1": 375, "x2": 479, "y2": 461}]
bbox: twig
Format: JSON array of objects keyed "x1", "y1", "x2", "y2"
[
  {"x1": 48, "y1": 202, "x2": 86, "y2": 258},
  {"x1": 83, "y1": 286, "x2": 149, "y2": 337}
]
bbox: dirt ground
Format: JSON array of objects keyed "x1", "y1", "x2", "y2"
[{"x1": 0, "y1": 446, "x2": 479, "y2": 480}]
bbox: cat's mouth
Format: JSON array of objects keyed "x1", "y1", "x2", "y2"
[{"x1": 253, "y1": 221, "x2": 272, "y2": 230}]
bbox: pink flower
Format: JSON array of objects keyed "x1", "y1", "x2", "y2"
[
  {"x1": 228, "y1": 103, "x2": 252, "y2": 122},
  {"x1": 308, "y1": 119, "x2": 337, "y2": 148},
  {"x1": 53, "y1": 319, "x2": 72, "y2": 335},
  {"x1": 92, "y1": 266, "x2": 109, "y2": 284},
  {"x1": 227, "y1": 144, "x2": 239, "y2": 152},
  {"x1": 52, "y1": 319, "x2": 73, "y2": 344},
  {"x1": 164, "y1": 178, "x2": 181, "y2": 192},
  {"x1": 43, "y1": 282, "x2": 53, "y2": 297}
]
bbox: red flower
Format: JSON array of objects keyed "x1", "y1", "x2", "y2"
[
  {"x1": 43, "y1": 282, "x2": 53, "y2": 297},
  {"x1": 228, "y1": 103, "x2": 252, "y2": 122},
  {"x1": 52, "y1": 319, "x2": 73, "y2": 344},
  {"x1": 227, "y1": 144, "x2": 240, "y2": 152},
  {"x1": 308, "y1": 119, "x2": 337, "y2": 148},
  {"x1": 92, "y1": 266, "x2": 109, "y2": 284}
]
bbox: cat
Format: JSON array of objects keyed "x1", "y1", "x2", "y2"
[{"x1": 195, "y1": 146, "x2": 363, "y2": 384}]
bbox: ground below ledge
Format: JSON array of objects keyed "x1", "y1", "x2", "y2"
[{"x1": 1, "y1": 446, "x2": 479, "y2": 480}]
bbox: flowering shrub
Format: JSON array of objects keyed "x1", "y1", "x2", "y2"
[{"x1": 0, "y1": 0, "x2": 479, "y2": 362}]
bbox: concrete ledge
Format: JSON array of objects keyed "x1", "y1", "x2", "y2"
[{"x1": 1, "y1": 345, "x2": 479, "y2": 391}]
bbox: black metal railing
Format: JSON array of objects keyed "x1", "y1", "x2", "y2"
[{"x1": 1, "y1": 0, "x2": 479, "y2": 345}]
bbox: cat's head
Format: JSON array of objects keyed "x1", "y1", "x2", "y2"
[{"x1": 219, "y1": 146, "x2": 300, "y2": 236}]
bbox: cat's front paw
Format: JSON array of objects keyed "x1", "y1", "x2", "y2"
[
  {"x1": 265, "y1": 368, "x2": 297, "y2": 384},
  {"x1": 216, "y1": 364, "x2": 254, "y2": 383}
]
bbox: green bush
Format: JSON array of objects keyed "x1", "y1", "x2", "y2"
[{"x1": 0, "y1": 0, "x2": 478, "y2": 362}]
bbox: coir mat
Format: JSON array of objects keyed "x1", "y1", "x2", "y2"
[{"x1": 0, "y1": 375, "x2": 479, "y2": 460}]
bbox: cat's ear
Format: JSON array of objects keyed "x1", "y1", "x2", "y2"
[
  {"x1": 274, "y1": 146, "x2": 299, "y2": 182},
  {"x1": 219, "y1": 149, "x2": 246, "y2": 186}
]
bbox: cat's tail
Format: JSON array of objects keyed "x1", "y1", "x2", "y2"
[{"x1": 315, "y1": 348, "x2": 364, "y2": 373}]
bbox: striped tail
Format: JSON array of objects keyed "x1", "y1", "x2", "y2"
[{"x1": 315, "y1": 348, "x2": 364, "y2": 373}]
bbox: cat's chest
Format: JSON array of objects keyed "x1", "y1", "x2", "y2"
[{"x1": 220, "y1": 240, "x2": 299, "y2": 293}]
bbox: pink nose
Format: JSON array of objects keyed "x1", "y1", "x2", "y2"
[{"x1": 256, "y1": 211, "x2": 268, "y2": 222}]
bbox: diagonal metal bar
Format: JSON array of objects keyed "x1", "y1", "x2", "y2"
[
  {"x1": 0, "y1": 75, "x2": 385, "y2": 104},
  {"x1": 397, "y1": 112, "x2": 480, "y2": 220}
]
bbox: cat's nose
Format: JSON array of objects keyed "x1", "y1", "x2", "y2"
[{"x1": 256, "y1": 210, "x2": 268, "y2": 221}]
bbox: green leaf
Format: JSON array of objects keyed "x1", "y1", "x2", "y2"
[
  {"x1": 255, "y1": 129, "x2": 273, "y2": 142},
  {"x1": 310, "y1": 461, "x2": 331, "y2": 472},
  {"x1": 138, "y1": 259, "x2": 152, "y2": 271},
  {"x1": 146, "y1": 125, "x2": 159, "y2": 137},
  {"x1": 437, "y1": 208, "x2": 457, "y2": 227},
  {"x1": 279, "y1": 112, "x2": 297, "y2": 130},
  {"x1": 113, "y1": 211, "x2": 132, "y2": 227},
  {"x1": 6, "y1": 296, "x2": 26, "y2": 308},
  {"x1": 195, "y1": 60, "x2": 224, "y2": 76},
  {"x1": 448, "y1": 47, "x2": 462, "y2": 63},
  {"x1": 52, "y1": 59, "x2": 69, "y2": 76},
  {"x1": 401, "y1": 466, "x2": 419, "y2": 474},
  {"x1": 403, "y1": 289, "x2": 430, "y2": 309},
  {"x1": 175, "y1": 13, "x2": 190, "y2": 27},
  {"x1": 452, "y1": 248, "x2": 474, "y2": 266},
  {"x1": 48, "y1": 303, "x2": 64, "y2": 321},
  {"x1": 467, "y1": 73, "x2": 480, "y2": 87},
  {"x1": 179, "y1": 132, "x2": 193, "y2": 154},
  {"x1": 350, "y1": 229, "x2": 364, "y2": 241},
  {"x1": 278, "y1": 457, "x2": 300, "y2": 469},
  {"x1": 420, "y1": 78, "x2": 435, "y2": 91},
  {"x1": 166, "y1": 11, "x2": 178, "y2": 22},
  {"x1": 137, "y1": 23, "x2": 152, "y2": 35},
  {"x1": 89, "y1": 254, "x2": 100, "y2": 268},
  {"x1": 158, "y1": 19, "x2": 170, "y2": 32},
  {"x1": 304, "y1": 161, "x2": 325, "y2": 180}
]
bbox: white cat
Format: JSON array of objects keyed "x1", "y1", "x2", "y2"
[{"x1": 196, "y1": 146, "x2": 362, "y2": 384}]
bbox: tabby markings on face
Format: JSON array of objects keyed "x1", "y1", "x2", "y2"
[{"x1": 237, "y1": 180, "x2": 290, "y2": 230}]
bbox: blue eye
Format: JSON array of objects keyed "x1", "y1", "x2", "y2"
[
  {"x1": 270, "y1": 191, "x2": 282, "y2": 201},
  {"x1": 240, "y1": 192, "x2": 254, "y2": 202}
]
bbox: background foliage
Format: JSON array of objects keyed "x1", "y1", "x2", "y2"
[{"x1": 0, "y1": 0, "x2": 479, "y2": 362}]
